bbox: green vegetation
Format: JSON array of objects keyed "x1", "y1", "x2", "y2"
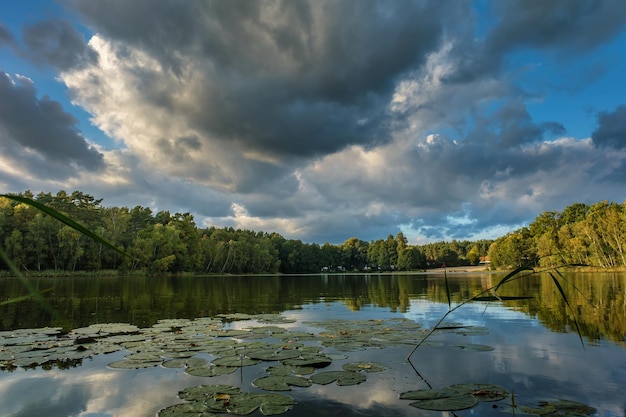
[
  {"x1": 0, "y1": 190, "x2": 489, "y2": 275},
  {"x1": 488, "y1": 201, "x2": 626, "y2": 269},
  {"x1": 2, "y1": 190, "x2": 626, "y2": 274}
]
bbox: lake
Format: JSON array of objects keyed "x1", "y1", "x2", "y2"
[{"x1": 1, "y1": 271, "x2": 625, "y2": 417}]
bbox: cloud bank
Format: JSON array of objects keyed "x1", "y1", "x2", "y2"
[{"x1": 1, "y1": 0, "x2": 625, "y2": 243}]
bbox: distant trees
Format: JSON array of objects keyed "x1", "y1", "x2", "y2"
[
  {"x1": 488, "y1": 201, "x2": 626, "y2": 269},
  {"x1": 1, "y1": 189, "x2": 500, "y2": 274}
]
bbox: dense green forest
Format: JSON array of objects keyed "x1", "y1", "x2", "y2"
[
  {"x1": 1, "y1": 190, "x2": 625, "y2": 274},
  {"x1": 0, "y1": 190, "x2": 489, "y2": 274},
  {"x1": 488, "y1": 201, "x2": 626, "y2": 269}
]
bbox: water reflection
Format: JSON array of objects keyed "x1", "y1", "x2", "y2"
[
  {"x1": 2, "y1": 273, "x2": 626, "y2": 344},
  {"x1": 1, "y1": 273, "x2": 626, "y2": 417}
]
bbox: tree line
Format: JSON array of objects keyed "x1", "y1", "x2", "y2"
[
  {"x1": 488, "y1": 201, "x2": 626, "y2": 269},
  {"x1": 0, "y1": 190, "x2": 490, "y2": 274}
]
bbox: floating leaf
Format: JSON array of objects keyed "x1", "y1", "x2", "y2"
[
  {"x1": 211, "y1": 356, "x2": 260, "y2": 367},
  {"x1": 266, "y1": 364, "x2": 316, "y2": 376},
  {"x1": 162, "y1": 357, "x2": 207, "y2": 369},
  {"x1": 342, "y1": 361, "x2": 386, "y2": 373},
  {"x1": 108, "y1": 359, "x2": 161, "y2": 369},
  {"x1": 400, "y1": 384, "x2": 508, "y2": 411},
  {"x1": 410, "y1": 394, "x2": 478, "y2": 411},
  {"x1": 516, "y1": 399, "x2": 597, "y2": 417},
  {"x1": 281, "y1": 353, "x2": 332, "y2": 368},
  {"x1": 310, "y1": 370, "x2": 366, "y2": 386},
  {"x1": 253, "y1": 375, "x2": 312, "y2": 391},
  {"x1": 185, "y1": 365, "x2": 237, "y2": 377},
  {"x1": 247, "y1": 348, "x2": 301, "y2": 361},
  {"x1": 449, "y1": 384, "x2": 508, "y2": 402},
  {"x1": 178, "y1": 384, "x2": 241, "y2": 402},
  {"x1": 158, "y1": 402, "x2": 219, "y2": 417},
  {"x1": 170, "y1": 384, "x2": 294, "y2": 416}
]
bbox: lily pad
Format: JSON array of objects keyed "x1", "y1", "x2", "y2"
[
  {"x1": 281, "y1": 355, "x2": 332, "y2": 368},
  {"x1": 518, "y1": 399, "x2": 597, "y2": 417},
  {"x1": 211, "y1": 356, "x2": 260, "y2": 367},
  {"x1": 266, "y1": 364, "x2": 316, "y2": 376},
  {"x1": 409, "y1": 393, "x2": 479, "y2": 411},
  {"x1": 400, "y1": 383, "x2": 508, "y2": 411},
  {"x1": 185, "y1": 365, "x2": 237, "y2": 377},
  {"x1": 158, "y1": 402, "x2": 220, "y2": 417},
  {"x1": 253, "y1": 375, "x2": 312, "y2": 391},
  {"x1": 179, "y1": 384, "x2": 241, "y2": 402},
  {"x1": 342, "y1": 361, "x2": 386, "y2": 373},
  {"x1": 108, "y1": 359, "x2": 162, "y2": 369},
  {"x1": 172, "y1": 384, "x2": 294, "y2": 416},
  {"x1": 449, "y1": 384, "x2": 509, "y2": 402},
  {"x1": 247, "y1": 348, "x2": 302, "y2": 361},
  {"x1": 162, "y1": 357, "x2": 207, "y2": 369},
  {"x1": 310, "y1": 370, "x2": 367, "y2": 386}
]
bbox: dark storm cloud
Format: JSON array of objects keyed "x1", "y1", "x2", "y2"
[
  {"x1": 65, "y1": 0, "x2": 448, "y2": 158},
  {"x1": 448, "y1": 0, "x2": 626, "y2": 82},
  {"x1": 21, "y1": 18, "x2": 98, "y2": 70},
  {"x1": 592, "y1": 104, "x2": 626, "y2": 149},
  {"x1": 0, "y1": 72, "x2": 105, "y2": 170}
]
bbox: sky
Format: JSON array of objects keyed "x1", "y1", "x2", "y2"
[{"x1": 1, "y1": 0, "x2": 626, "y2": 245}]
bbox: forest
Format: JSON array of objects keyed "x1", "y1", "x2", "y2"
[
  {"x1": 0, "y1": 190, "x2": 490, "y2": 274},
  {"x1": 1, "y1": 190, "x2": 625, "y2": 274},
  {"x1": 488, "y1": 200, "x2": 626, "y2": 269}
]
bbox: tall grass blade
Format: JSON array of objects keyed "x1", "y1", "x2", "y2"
[
  {"x1": 494, "y1": 265, "x2": 534, "y2": 292},
  {"x1": 1, "y1": 194, "x2": 129, "y2": 259},
  {"x1": 548, "y1": 272, "x2": 585, "y2": 349},
  {"x1": 0, "y1": 245, "x2": 66, "y2": 325}
]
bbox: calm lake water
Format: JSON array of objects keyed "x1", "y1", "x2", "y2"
[{"x1": 1, "y1": 272, "x2": 625, "y2": 417}]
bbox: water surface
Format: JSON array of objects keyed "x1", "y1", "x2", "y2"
[{"x1": 1, "y1": 272, "x2": 625, "y2": 417}]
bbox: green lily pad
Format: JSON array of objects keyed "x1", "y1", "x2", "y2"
[
  {"x1": 162, "y1": 357, "x2": 207, "y2": 369},
  {"x1": 179, "y1": 384, "x2": 241, "y2": 402},
  {"x1": 253, "y1": 375, "x2": 312, "y2": 391},
  {"x1": 266, "y1": 364, "x2": 316, "y2": 376},
  {"x1": 108, "y1": 359, "x2": 162, "y2": 369},
  {"x1": 125, "y1": 352, "x2": 163, "y2": 361},
  {"x1": 281, "y1": 355, "x2": 332, "y2": 368},
  {"x1": 518, "y1": 399, "x2": 597, "y2": 416},
  {"x1": 400, "y1": 383, "x2": 508, "y2": 411},
  {"x1": 207, "y1": 329, "x2": 251, "y2": 337},
  {"x1": 409, "y1": 393, "x2": 479, "y2": 411},
  {"x1": 73, "y1": 323, "x2": 139, "y2": 335},
  {"x1": 310, "y1": 370, "x2": 367, "y2": 386},
  {"x1": 158, "y1": 402, "x2": 220, "y2": 417},
  {"x1": 172, "y1": 384, "x2": 294, "y2": 416},
  {"x1": 185, "y1": 365, "x2": 237, "y2": 377},
  {"x1": 211, "y1": 356, "x2": 260, "y2": 367},
  {"x1": 247, "y1": 348, "x2": 302, "y2": 361},
  {"x1": 342, "y1": 361, "x2": 386, "y2": 373}
]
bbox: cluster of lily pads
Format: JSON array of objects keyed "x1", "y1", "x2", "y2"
[
  {"x1": 0, "y1": 313, "x2": 598, "y2": 416},
  {"x1": 0, "y1": 314, "x2": 492, "y2": 372}
]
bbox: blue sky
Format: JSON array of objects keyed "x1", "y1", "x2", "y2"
[{"x1": 1, "y1": 1, "x2": 626, "y2": 244}]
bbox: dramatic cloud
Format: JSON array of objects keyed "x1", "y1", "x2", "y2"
[
  {"x1": 592, "y1": 104, "x2": 626, "y2": 149},
  {"x1": 447, "y1": 0, "x2": 626, "y2": 82},
  {"x1": 0, "y1": 72, "x2": 105, "y2": 177},
  {"x1": 1, "y1": 0, "x2": 625, "y2": 243},
  {"x1": 61, "y1": 0, "x2": 450, "y2": 190},
  {"x1": 22, "y1": 19, "x2": 98, "y2": 70}
]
